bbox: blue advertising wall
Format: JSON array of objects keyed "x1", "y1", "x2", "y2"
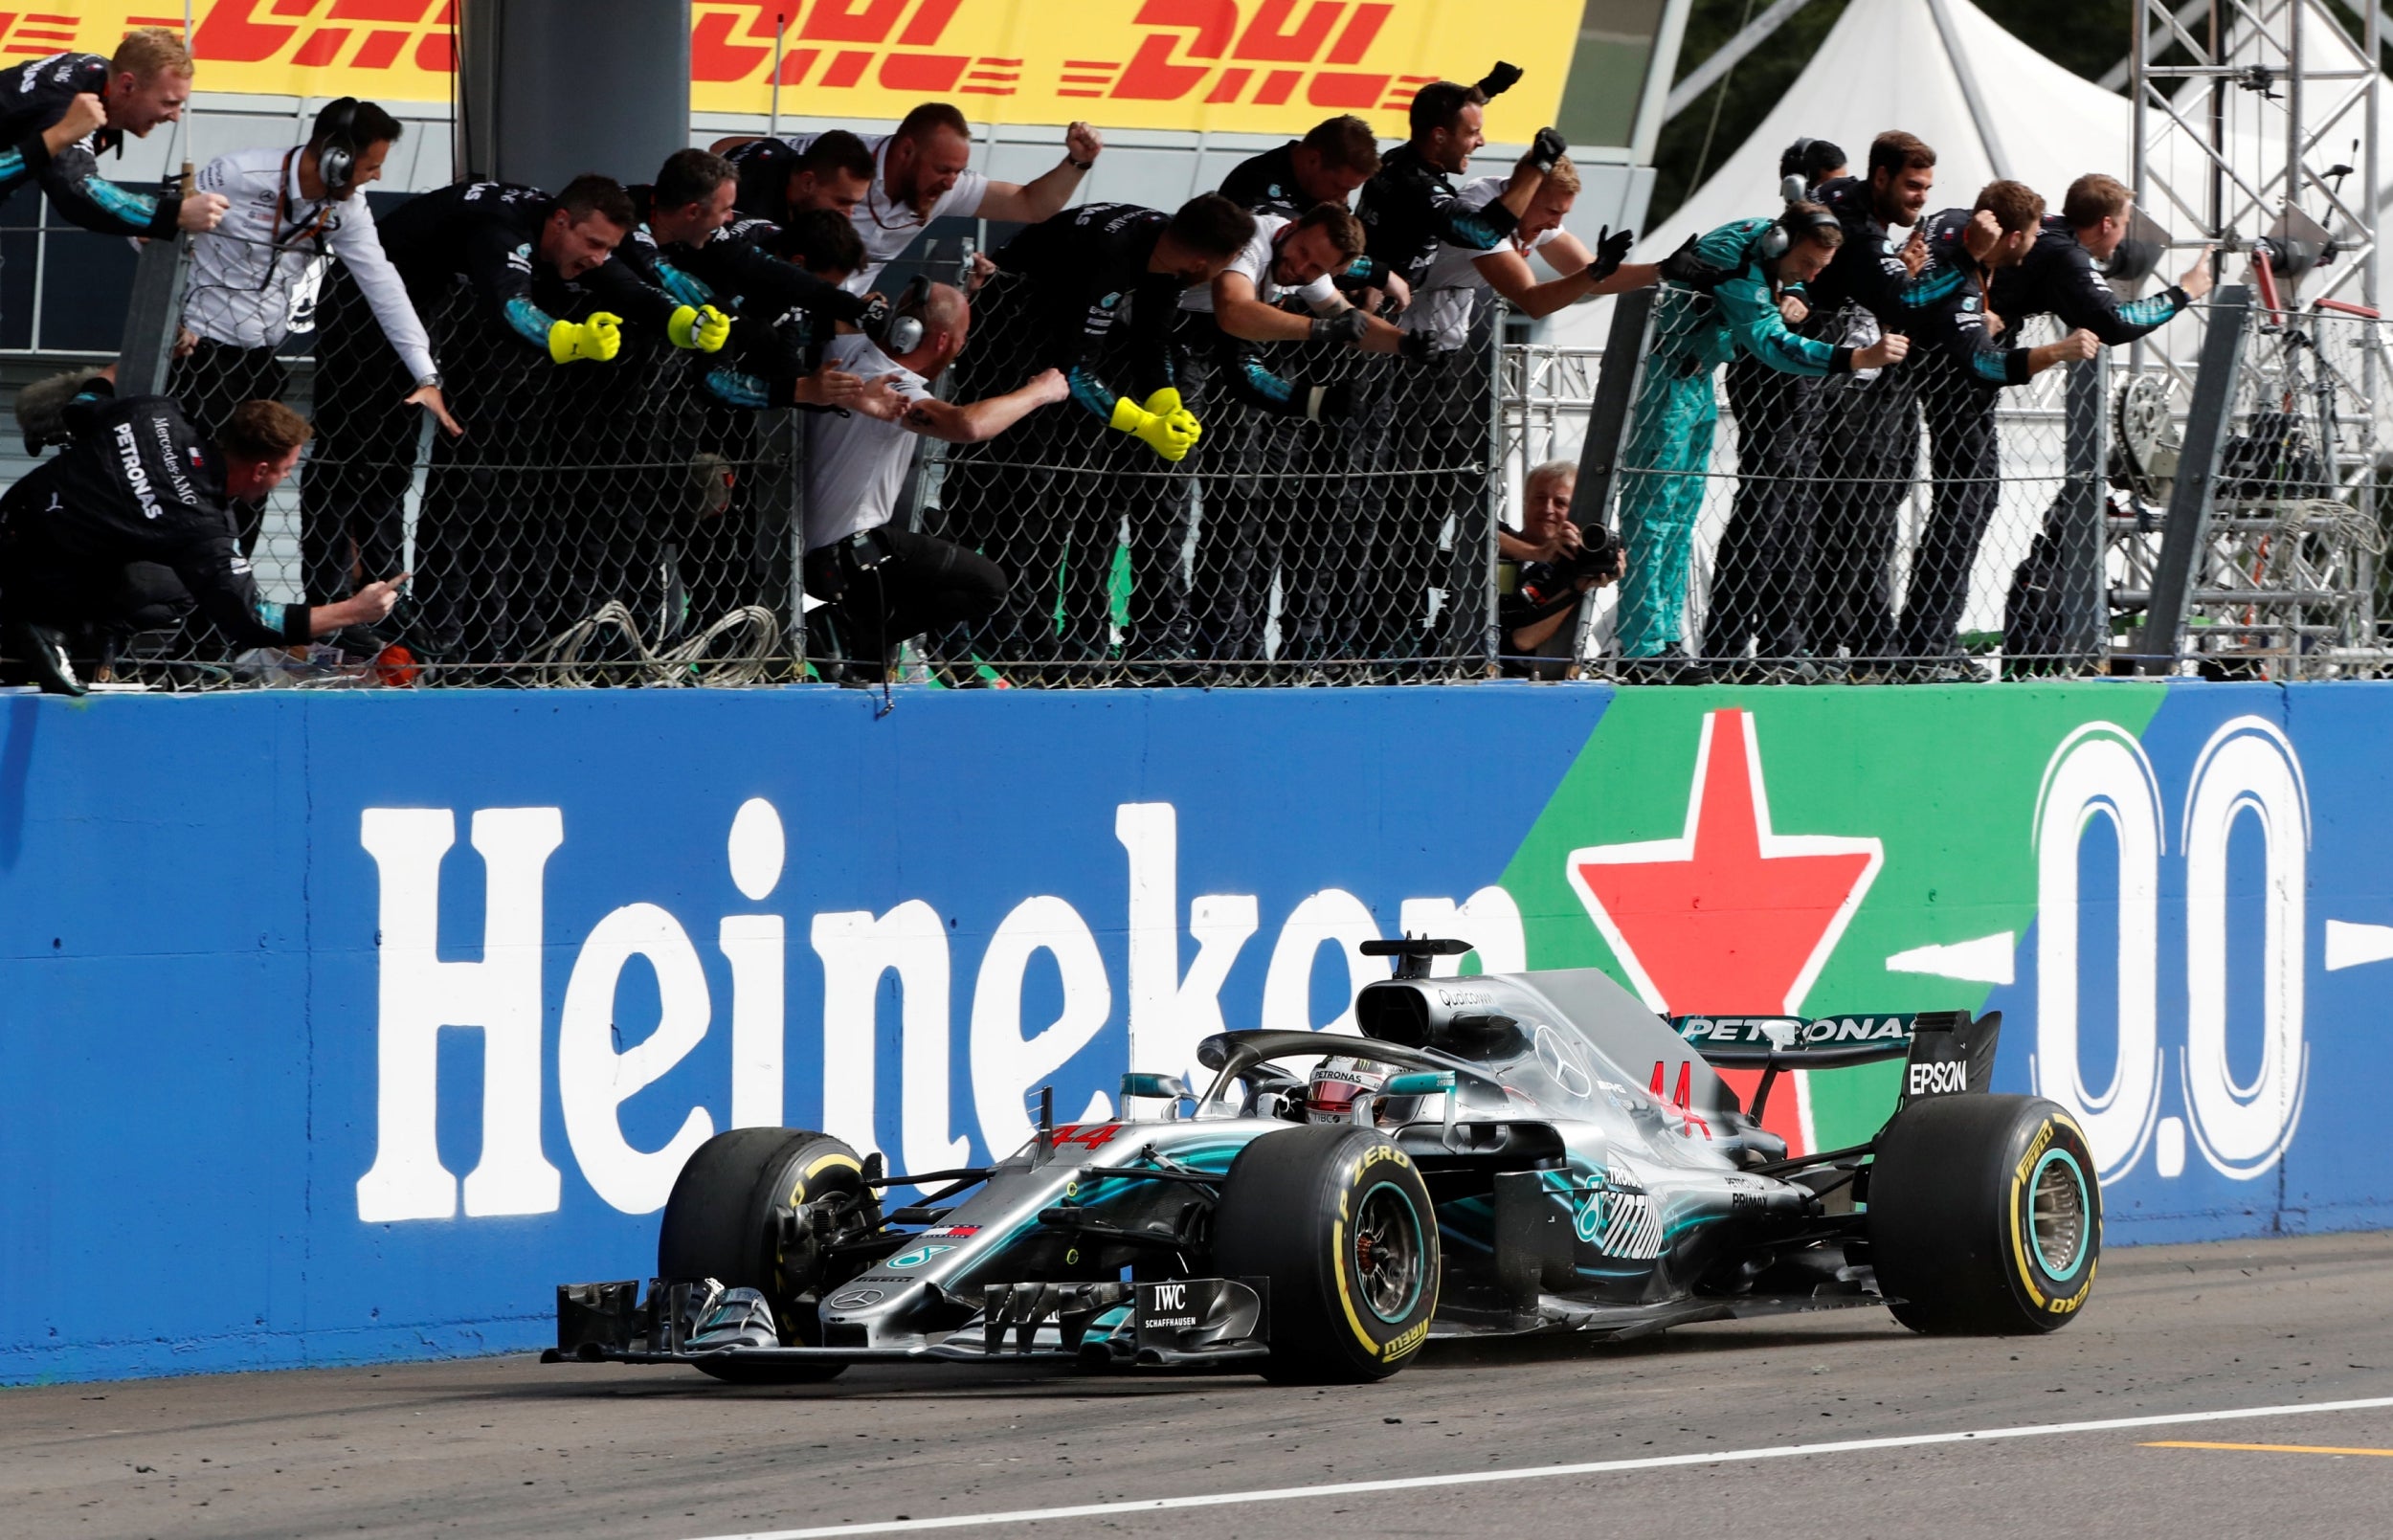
[{"x1": 1, "y1": 681, "x2": 2388, "y2": 1384}]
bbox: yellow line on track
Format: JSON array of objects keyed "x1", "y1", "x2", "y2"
[{"x1": 2143, "y1": 1441, "x2": 2393, "y2": 1457}]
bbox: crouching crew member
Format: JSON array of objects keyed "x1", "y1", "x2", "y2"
[{"x1": 0, "y1": 387, "x2": 400, "y2": 694}]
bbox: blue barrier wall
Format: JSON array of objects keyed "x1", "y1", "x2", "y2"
[{"x1": 2, "y1": 681, "x2": 2387, "y2": 1383}]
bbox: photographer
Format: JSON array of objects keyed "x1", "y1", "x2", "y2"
[
  {"x1": 0, "y1": 386, "x2": 399, "y2": 695},
  {"x1": 1498, "y1": 460, "x2": 1622, "y2": 677},
  {"x1": 802, "y1": 283, "x2": 1066, "y2": 681}
]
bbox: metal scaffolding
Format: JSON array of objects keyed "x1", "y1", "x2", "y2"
[{"x1": 2126, "y1": 0, "x2": 2390, "y2": 676}]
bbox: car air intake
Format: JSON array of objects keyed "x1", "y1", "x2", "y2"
[{"x1": 1354, "y1": 983, "x2": 1431, "y2": 1046}]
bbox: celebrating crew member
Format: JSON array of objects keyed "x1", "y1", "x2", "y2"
[
  {"x1": 1399, "y1": 157, "x2": 1644, "y2": 352},
  {"x1": 0, "y1": 28, "x2": 227, "y2": 239},
  {"x1": 177, "y1": 99, "x2": 455, "y2": 491},
  {"x1": 941, "y1": 194, "x2": 1252, "y2": 673},
  {"x1": 0, "y1": 386, "x2": 400, "y2": 695},
  {"x1": 1990, "y1": 173, "x2": 2215, "y2": 343},
  {"x1": 802, "y1": 283, "x2": 1067, "y2": 681},
  {"x1": 1179, "y1": 202, "x2": 1398, "y2": 665},
  {"x1": 1893, "y1": 181, "x2": 2100, "y2": 675},
  {"x1": 1792, "y1": 131, "x2": 1985, "y2": 669},
  {"x1": 1616, "y1": 204, "x2": 1912, "y2": 675},
  {"x1": 1357, "y1": 63, "x2": 1558, "y2": 295},
  {"x1": 1702, "y1": 136, "x2": 1845, "y2": 675},
  {"x1": 722, "y1": 102, "x2": 1105, "y2": 293},
  {"x1": 1219, "y1": 114, "x2": 1383, "y2": 216},
  {"x1": 720, "y1": 128, "x2": 878, "y2": 225}
]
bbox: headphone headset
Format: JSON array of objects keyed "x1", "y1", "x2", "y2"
[
  {"x1": 1757, "y1": 174, "x2": 1842, "y2": 259},
  {"x1": 875, "y1": 274, "x2": 930, "y2": 355},
  {"x1": 314, "y1": 97, "x2": 363, "y2": 195}
]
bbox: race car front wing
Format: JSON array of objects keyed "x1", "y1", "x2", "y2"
[{"x1": 541, "y1": 1276, "x2": 1270, "y2": 1371}]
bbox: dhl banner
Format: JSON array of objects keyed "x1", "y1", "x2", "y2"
[{"x1": 47, "y1": 1, "x2": 1580, "y2": 140}]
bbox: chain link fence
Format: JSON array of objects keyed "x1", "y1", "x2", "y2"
[
  {"x1": 9, "y1": 235, "x2": 2392, "y2": 689},
  {"x1": 920, "y1": 272, "x2": 1501, "y2": 685}
]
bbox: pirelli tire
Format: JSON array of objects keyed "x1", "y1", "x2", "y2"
[
  {"x1": 656, "y1": 1127, "x2": 879, "y2": 1383},
  {"x1": 1867, "y1": 1094, "x2": 2100, "y2": 1335},
  {"x1": 1212, "y1": 1124, "x2": 1440, "y2": 1383}
]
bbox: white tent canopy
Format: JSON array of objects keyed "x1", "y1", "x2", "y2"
[{"x1": 1550, "y1": 0, "x2": 2135, "y2": 348}]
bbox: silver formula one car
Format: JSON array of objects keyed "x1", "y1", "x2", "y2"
[{"x1": 547, "y1": 938, "x2": 2100, "y2": 1384}]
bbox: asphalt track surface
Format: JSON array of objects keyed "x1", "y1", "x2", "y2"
[{"x1": 9, "y1": 1231, "x2": 2393, "y2": 1540}]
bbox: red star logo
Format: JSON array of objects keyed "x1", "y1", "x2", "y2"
[
  {"x1": 1565, "y1": 709, "x2": 1882, "y2": 1016},
  {"x1": 1565, "y1": 711, "x2": 1882, "y2": 1154}
]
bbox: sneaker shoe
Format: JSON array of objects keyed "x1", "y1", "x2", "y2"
[{"x1": 10, "y1": 622, "x2": 86, "y2": 696}]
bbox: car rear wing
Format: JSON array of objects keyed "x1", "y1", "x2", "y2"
[{"x1": 1673, "y1": 1010, "x2": 2003, "y2": 1103}]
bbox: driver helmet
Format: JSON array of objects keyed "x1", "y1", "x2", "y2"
[{"x1": 1305, "y1": 1056, "x2": 1393, "y2": 1124}]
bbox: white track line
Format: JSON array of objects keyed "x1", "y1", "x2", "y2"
[{"x1": 691, "y1": 1394, "x2": 2393, "y2": 1540}]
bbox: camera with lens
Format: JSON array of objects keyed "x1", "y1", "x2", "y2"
[{"x1": 1564, "y1": 523, "x2": 1623, "y2": 583}]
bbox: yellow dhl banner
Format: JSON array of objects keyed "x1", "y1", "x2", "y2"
[{"x1": 42, "y1": 1, "x2": 1577, "y2": 141}]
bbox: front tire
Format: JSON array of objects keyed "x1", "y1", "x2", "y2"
[
  {"x1": 1213, "y1": 1125, "x2": 1440, "y2": 1382},
  {"x1": 1867, "y1": 1094, "x2": 2100, "y2": 1334},
  {"x1": 656, "y1": 1127, "x2": 879, "y2": 1382}
]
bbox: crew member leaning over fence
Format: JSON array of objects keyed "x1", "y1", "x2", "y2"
[
  {"x1": 176, "y1": 97, "x2": 458, "y2": 527},
  {"x1": 0, "y1": 29, "x2": 227, "y2": 242},
  {"x1": 1615, "y1": 205, "x2": 1912, "y2": 676},
  {"x1": 1892, "y1": 183, "x2": 2100, "y2": 676},
  {"x1": 1176, "y1": 202, "x2": 1398, "y2": 666},
  {"x1": 1989, "y1": 173, "x2": 2215, "y2": 344},
  {"x1": 718, "y1": 102, "x2": 1105, "y2": 295},
  {"x1": 942, "y1": 196, "x2": 1250, "y2": 674},
  {"x1": 720, "y1": 127, "x2": 877, "y2": 227},
  {"x1": 309, "y1": 175, "x2": 673, "y2": 664},
  {"x1": 1394, "y1": 157, "x2": 1645, "y2": 667},
  {"x1": 0, "y1": 382, "x2": 400, "y2": 696}
]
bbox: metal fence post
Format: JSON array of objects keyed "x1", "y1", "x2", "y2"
[
  {"x1": 116, "y1": 217, "x2": 189, "y2": 396},
  {"x1": 1484, "y1": 302, "x2": 1510, "y2": 676},
  {"x1": 1566, "y1": 291, "x2": 1656, "y2": 671},
  {"x1": 1566, "y1": 289, "x2": 1655, "y2": 533},
  {"x1": 2060, "y1": 354, "x2": 2109, "y2": 664},
  {"x1": 2136, "y1": 286, "x2": 2251, "y2": 674}
]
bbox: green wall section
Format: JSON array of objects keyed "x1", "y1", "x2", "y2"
[{"x1": 1494, "y1": 682, "x2": 2172, "y2": 1148}]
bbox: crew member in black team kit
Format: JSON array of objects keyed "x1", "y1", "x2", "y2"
[
  {"x1": 1989, "y1": 172, "x2": 2215, "y2": 343},
  {"x1": 1895, "y1": 181, "x2": 2100, "y2": 676},
  {"x1": 0, "y1": 389, "x2": 401, "y2": 694},
  {"x1": 1799, "y1": 130, "x2": 1984, "y2": 668},
  {"x1": 936, "y1": 196, "x2": 1253, "y2": 675},
  {"x1": 0, "y1": 28, "x2": 228, "y2": 239}
]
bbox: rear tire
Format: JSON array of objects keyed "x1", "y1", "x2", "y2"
[
  {"x1": 657, "y1": 1127, "x2": 878, "y2": 1382},
  {"x1": 1867, "y1": 1094, "x2": 2100, "y2": 1334},
  {"x1": 1213, "y1": 1125, "x2": 1440, "y2": 1382}
]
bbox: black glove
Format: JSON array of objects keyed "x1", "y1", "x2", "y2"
[
  {"x1": 1657, "y1": 233, "x2": 1735, "y2": 293},
  {"x1": 1308, "y1": 309, "x2": 1370, "y2": 346},
  {"x1": 1475, "y1": 61, "x2": 1524, "y2": 98},
  {"x1": 1398, "y1": 330, "x2": 1448, "y2": 365},
  {"x1": 856, "y1": 292, "x2": 891, "y2": 331},
  {"x1": 1586, "y1": 226, "x2": 1635, "y2": 284},
  {"x1": 1531, "y1": 126, "x2": 1568, "y2": 173},
  {"x1": 1303, "y1": 379, "x2": 1358, "y2": 422}
]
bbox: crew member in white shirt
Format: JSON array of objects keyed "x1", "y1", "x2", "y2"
[
  {"x1": 1398, "y1": 157, "x2": 1647, "y2": 351},
  {"x1": 721, "y1": 101, "x2": 1104, "y2": 293},
  {"x1": 1383, "y1": 156, "x2": 1647, "y2": 660},
  {"x1": 175, "y1": 98, "x2": 457, "y2": 459},
  {"x1": 801, "y1": 281, "x2": 1067, "y2": 679}
]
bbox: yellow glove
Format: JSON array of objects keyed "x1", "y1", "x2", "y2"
[
  {"x1": 548, "y1": 311, "x2": 622, "y2": 364},
  {"x1": 1107, "y1": 387, "x2": 1202, "y2": 461},
  {"x1": 668, "y1": 302, "x2": 731, "y2": 353}
]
